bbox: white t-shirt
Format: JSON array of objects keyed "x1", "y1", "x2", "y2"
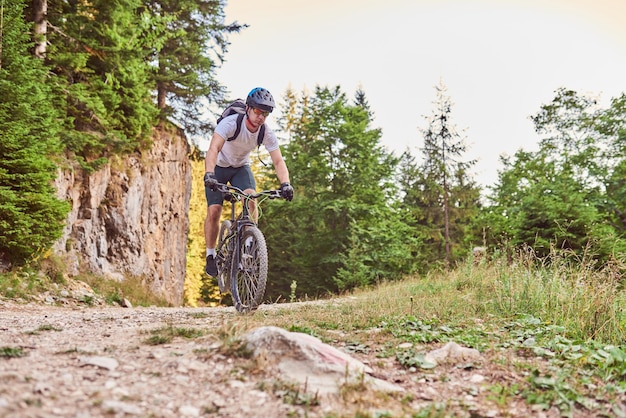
[{"x1": 214, "y1": 114, "x2": 279, "y2": 168}]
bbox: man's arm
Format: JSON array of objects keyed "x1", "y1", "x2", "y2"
[
  {"x1": 205, "y1": 133, "x2": 226, "y2": 173},
  {"x1": 269, "y1": 148, "x2": 290, "y2": 184}
]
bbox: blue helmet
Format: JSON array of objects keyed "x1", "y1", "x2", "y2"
[{"x1": 246, "y1": 87, "x2": 275, "y2": 113}]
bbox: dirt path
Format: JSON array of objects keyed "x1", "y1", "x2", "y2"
[
  {"x1": 0, "y1": 299, "x2": 567, "y2": 418},
  {"x1": 0, "y1": 301, "x2": 299, "y2": 417}
]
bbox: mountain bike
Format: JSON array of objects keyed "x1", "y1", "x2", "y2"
[{"x1": 213, "y1": 182, "x2": 285, "y2": 313}]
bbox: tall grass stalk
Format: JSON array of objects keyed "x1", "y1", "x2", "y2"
[
  {"x1": 248, "y1": 248, "x2": 624, "y2": 346},
  {"x1": 476, "y1": 247, "x2": 625, "y2": 344}
]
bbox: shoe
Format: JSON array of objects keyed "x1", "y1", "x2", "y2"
[{"x1": 205, "y1": 255, "x2": 218, "y2": 277}]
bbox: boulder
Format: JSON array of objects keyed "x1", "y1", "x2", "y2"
[{"x1": 244, "y1": 326, "x2": 404, "y2": 395}]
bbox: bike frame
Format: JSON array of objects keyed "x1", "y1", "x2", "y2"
[
  {"x1": 217, "y1": 185, "x2": 277, "y2": 264},
  {"x1": 214, "y1": 183, "x2": 282, "y2": 310}
]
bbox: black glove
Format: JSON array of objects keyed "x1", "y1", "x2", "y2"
[
  {"x1": 280, "y1": 182, "x2": 294, "y2": 201},
  {"x1": 204, "y1": 172, "x2": 218, "y2": 191}
]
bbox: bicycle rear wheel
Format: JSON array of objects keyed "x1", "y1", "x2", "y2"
[
  {"x1": 216, "y1": 220, "x2": 232, "y2": 293},
  {"x1": 230, "y1": 226, "x2": 268, "y2": 313}
]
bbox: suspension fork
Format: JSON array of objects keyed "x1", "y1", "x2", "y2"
[{"x1": 228, "y1": 193, "x2": 255, "y2": 269}]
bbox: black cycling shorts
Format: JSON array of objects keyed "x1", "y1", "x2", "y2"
[{"x1": 205, "y1": 165, "x2": 256, "y2": 206}]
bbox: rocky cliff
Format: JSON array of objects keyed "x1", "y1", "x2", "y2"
[{"x1": 52, "y1": 126, "x2": 192, "y2": 306}]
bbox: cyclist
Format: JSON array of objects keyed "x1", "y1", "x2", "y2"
[{"x1": 203, "y1": 87, "x2": 294, "y2": 277}]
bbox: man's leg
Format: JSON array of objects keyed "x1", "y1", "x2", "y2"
[
  {"x1": 204, "y1": 163, "x2": 226, "y2": 278},
  {"x1": 204, "y1": 204, "x2": 222, "y2": 277},
  {"x1": 231, "y1": 166, "x2": 258, "y2": 223},
  {"x1": 204, "y1": 167, "x2": 230, "y2": 278},
  {"x1": 205, "y1": 204, "x2": 223, "y2": 250}
]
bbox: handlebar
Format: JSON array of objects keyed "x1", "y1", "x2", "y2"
[{"x1": 213, "y1": 182, "x2": 284, "y2": 200}]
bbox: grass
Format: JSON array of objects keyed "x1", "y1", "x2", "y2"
[
  {"x1": 0, "y1": 260, "x2": 171, "y2": 307},
  {"x1": 219, "y1": 247, "x2": 625, "y2": 417},
  {"x1": 0, "y1": 268, "x2": 53, "y2": 300},
  {"x1": 26, "y1": 324, "x2": 63, "y2": 335},
  {"x1": 0, "y1": 346, "x2": 27, "y2": 358},
  {"x1": 143, "y1": 325, "x2": 205, "y2": 345},
  {"x1": 78, "y1": 273, "x2": 172, "y2": 307}
]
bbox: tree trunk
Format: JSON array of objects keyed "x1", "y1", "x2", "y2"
[
  {"x1": 0, "y1": 0, "x2": 4, "y2": 69},
  {"x1": 31, "y1": 0, "x2": 47, "y2": 58},
  {"x1": 157, "y1": 81, "x2": 167, "y2": 109},
  {"x1": 157, "y1": 58, "x2": 167, "y2": 109},
  {"x1": 443, "y1": 174, "x2": 451, "y2": 268},
  {"x1": 441, "y1": 138, "x2": 451, "y2": 268}
]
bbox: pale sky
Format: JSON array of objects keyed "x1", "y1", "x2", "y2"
[{"x1": 211, "y1": 0, "x2": 626, "y2": 188}]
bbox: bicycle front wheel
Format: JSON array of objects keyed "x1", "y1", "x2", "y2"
[{"x1": 230, "y1": 226, "x2": 268, "y2": 313}]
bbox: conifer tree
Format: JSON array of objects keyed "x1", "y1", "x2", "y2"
[
  {"x1": 406, "y1": 81, "x2": 480, "y2": 267},
  {"x1": 145, "y1": 0, "x2": 245, "y2": 136},
  {"x1": 44, "y1": 0, "x2": 239, "y2": 168},
  {"x1": 0, "y1": 0, "x2": 68, "y2": 265},
  {"x1": 259, "y1": 86, "x2": 417, "y2": 299},
  {"x1": 45, "y1": 0, "x2": 160, "y2": 170}
]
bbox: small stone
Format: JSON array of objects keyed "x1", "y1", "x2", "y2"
[
  {"x1": 212, "y1": 397, "x2": 227, "y2": 408},
  {"x1": 79, "y1": 356, "x2": 119, "y2": 371},
  {"x1": 111, "y1": 387, "x2": 131, "y2": 399},
  {"x1": 469, "y1": 374, "x2": 485, "y2": 383},
  {"x1": 420, "y1": 386, "x2": 438, "y2": 400},
  {"x1": 101, "y1": 400, "x2": 142, "y2": 415},
  {"x1": 179, "y1": 405, "x2": 200, "y2": 417}
]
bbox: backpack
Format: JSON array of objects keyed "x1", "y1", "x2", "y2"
[{"x1": 216, "y1": 99, "x2": 265, "y2": 147}]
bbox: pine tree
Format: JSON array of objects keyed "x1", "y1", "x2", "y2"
[
  {"x1": 43, "y1": 0, "x2": 242, "y2": 164},
  {"x1": 259, "y1": 86, "x2": 416, "y2": 298},
  {"x1": 408, "y1": 81, "x2": 480, "y2": 267},
  {"x1": 45, "y1": 0, "x2": 160, "y2": 170},
  {"x1": 0, "y1": 0, "x2": 68, "y2": 265},
  {"x1": 145, "y1": 0, "x2": 245, "y2": 136}
]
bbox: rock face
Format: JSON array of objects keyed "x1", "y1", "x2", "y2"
[{"x1": 52, "y1": 126, "x2": 192, "y2": 306}]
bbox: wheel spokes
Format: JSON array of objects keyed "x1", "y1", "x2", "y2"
[
  {"x1": 237, "y1": 241, "x2": 261, "y2": 309},
  {"x1": 232, "y1": 227, "x2": 268, "y2": 313}
]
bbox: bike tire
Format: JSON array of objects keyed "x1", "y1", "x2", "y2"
[
  {"x1": 216, "y1": 220, "x2": 232, "y2": 293},
  {"x1": 230, "y1": 226, "x2": 268, "y2": 313}
]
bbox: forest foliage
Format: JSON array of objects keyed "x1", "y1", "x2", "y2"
[
  {"x1": 1, "y1": 0, "x2": 625, "y2": 302},
  {"x1": 0, "y1": 0, "x2": 69, "y2": 264},
  {"x1": 1, "y1": 0, "x2": 241, "y2": 266}
]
